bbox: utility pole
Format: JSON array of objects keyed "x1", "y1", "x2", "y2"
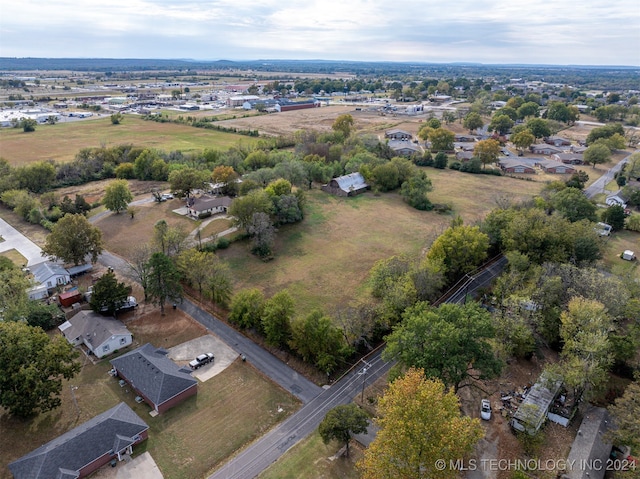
[
  {"x1": 70, "y1": 385, "x2": 79, "y2": 417},
  {"x1": 358, "y1": 360, "x2": 372, "y2": 403}
]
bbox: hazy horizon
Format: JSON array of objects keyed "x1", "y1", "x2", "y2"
[{"x1": 1, "y1": 0, "x2": 639, "y2": 67}]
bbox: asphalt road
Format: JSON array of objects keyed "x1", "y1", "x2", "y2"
[
  {"x1": 583, "y1": 150, "x2": 637, "y2": 199},
  {"x1": 209, "y1": 348, "x2": 391, "y2": 479}
]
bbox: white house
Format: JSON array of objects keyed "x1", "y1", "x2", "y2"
[
  {"x1": 186, "y1": 195, "x2": 233, "y2": 218},
  {"x1": 59, "y1": 310, "x2": 133, "y2": 358},
  {"x1": 30, "y1": 262, "x2": 70, "y2": 291},
  {"x1": 606, "y1": 191, "x2": 629, "y2": 208}
]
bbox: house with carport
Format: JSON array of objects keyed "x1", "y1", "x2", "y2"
[
  {"x1": 8, "y1": 402, "x2": 149, "y2": 479},
  {"x1": 30, "y1": 261, "x2": 70, "y2": 292},
  {"x1": 110, "y1": 343, "x2": 198, "y2": 414},
  {"x1": 59, "y1": 310, "x2": 133, "y2": 358}
]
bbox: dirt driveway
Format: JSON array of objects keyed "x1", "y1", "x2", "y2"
[{"x1": 167, "y1": 334, "x2": 238, "y2": 382}]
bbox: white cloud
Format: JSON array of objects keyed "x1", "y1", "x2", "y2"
[{"x1": 0, "y1": 0, "x2": 638, "y2": 65}]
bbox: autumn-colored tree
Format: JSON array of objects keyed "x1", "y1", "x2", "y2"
[
  {"x1": 42, "y1": 213, "x2": 104, "y2": 265},
  {"x1": 510, "y1": 129, "x2": 535, "y2": 155},
  {"x1": 474, "y1": 139, "x2": 501, "y2": 169},
  {"x1": 358, "y1": 368, "x2": 483, "y2": 479}
]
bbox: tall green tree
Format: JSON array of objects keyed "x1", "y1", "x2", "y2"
[
  {"x1": 607, "y1": 381, "x2": 640, "y2": 451},
  {"x1": 488, "y1": 114, "x2": 514, "y2": 135},
  {"x1": 358, "y1": 368, "x2": 483, "y2": 479},
  {"x1": 103, "y1": 179, "x2": 133, "y2": 213},
  {"x1": 146, "y1": 252, "x2": 183, "y2": 315},
  {"x1": 290, "y1": 310, "x2": 351, "y2": 373},
  {"x1": 319, "y1": 404, "x2": 369, "y2": 458},
  {"x1": 42, "y1": 213, "x2": 104, "y2": 265},
  {"x1": 228, "y1": 288, "x2": 265, "y2": 330},
  {"x1": 262, "y1": 290, "x2": 295, "y2": 348},
  {"x1": 426, "y1": 224, "x2": 489, "y2": 282},
  {"x1": 0, "y1": 322, "x2": 80, "y2": 417},
  {"x1": 383, "y1": 302, "x2": 502, "y2": 392},
  {"x1": 463, "y1": 112, "x2": 483, "y2": 132},
  {"x1": 332, "y1": 114, "x2": 354, "y2": 139},
  {"x1": 526, "y1": 118, "x2": 551, "y2": 139},
  {"x1": 228, "y1": 189, "x2": 273, "y2": 230},
  {"x1": 584, "y1": 143, "x2": 612, "y2": 167},
  {"x1": 206, "y1": 259, "x2": 233, "y2": 308},
  {"x1": 550, "y1": 187, "x2": 597, "y2": 222},
  {"x1": 428, "y1": 128, "x2": 455, "y2": 152},
  {"x1": 89, "y1": 270, "x2": 132, "y2": 317},
  {"x1": 168, "y1": 167, "x2": 208, "y2": 198},
  {"x1": 400, "y1": 172, "x2": 433, "y2": 210},
  {"x1": 474, "y1": 139, "x2": 501, "y2": 168},
  {"x1": 510, "y1": 129, "x2": 535, "y2": 155}
]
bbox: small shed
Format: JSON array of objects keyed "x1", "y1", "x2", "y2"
[
  {"x1": 58, "y1": 289, "x2": 83, "y2": 307},
  {"x1": 511, "y1": 372, "x2": 563, "y2": 435},
  {"x1": 622, "y1": 250, "x2": 636, "y2": 261}
]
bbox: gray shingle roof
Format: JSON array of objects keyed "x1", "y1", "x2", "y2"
[
  {"x1": 188, "y1": 195, "x2": 232, "y2": 213},
  {"x1": 59, "y1": 310, "x2": 131, "y2": 351},
  {"x1": 110, "y1": 343, "x2": 197, "y2": 408},
  {"x1": 563, "y1": 406, "x2": 612, "y2": 479},
  {"x1": 31, "y1": 262, "x2": 69, "y2": 284},
  {"x1": 8, "y1": 402, "x2": 148, "y2": 479}
]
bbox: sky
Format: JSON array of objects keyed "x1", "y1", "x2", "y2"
[{"x1": 1, "y1": 0, "x2": 639, "y2": 66}]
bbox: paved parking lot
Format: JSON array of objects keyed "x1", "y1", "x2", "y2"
[
  {"x1": 168, "y1": 334, "x2": 238, "y2": 382},
  {"x1": 0, "y1": 218, "x2": 45, "y2": 266}
]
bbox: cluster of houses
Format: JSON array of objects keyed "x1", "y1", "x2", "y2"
[{"x1": 9, "y1": 340, "x2": 199, "y2": 478}]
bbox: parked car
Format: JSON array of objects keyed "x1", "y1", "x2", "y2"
[
  {"x1": 161, "y1": 193, "x2": 174, "y2": 200},
  {"x1": 189, "y1": 353, "x2": 215, "y2": 369},
  {"x1": 481, "y1": 399, "x2": 492, "y2": 420}
]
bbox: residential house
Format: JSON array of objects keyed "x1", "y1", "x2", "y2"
[
  {"x1": 456, "y1": 151, "x2": 475, "y2": 162},
  {"x1": 110, "y1": 343, "x2": 198, "y2": 414},
  {"x1": 385, "y1": 129, "x2": 413, "y2": 140},
  {"x1": 562, "y1": 406, "x2": 612, "y2": 479},
  {"x1": 454, "y1": 134, "x2": 476, "y2": 142},
  {"x1": 8, "y1": 402, "x2": 149, "y2": 479},
  {"x1": 498, "y1": 158, "x2": 536, "y2": 174},
  {"x1": 552, "y1": 152, "x2": 584, "y2": 165},
  {"x1": 30, "y1": 261, "x2": 70, "y2": 292},
  {"x1": 530, "y1": 144, "x2": 563, "y2": 155},
  {"x1": 606, "y1": 191, "x2": 629, "y2": 208},
  {"x1": 186, "y1": 195, "x2": 233, "y2": 218},
  {"x1": 544, "y1": 136, "x2": 572, "y2": 147},
  {"x1": 59, "y1": 310, "x2": 133, "y2": 358},
  {"x1": 511, "y1": 372, "x2": 563, "y2": 435},
  {"x1": 388, "y1": 140, "x2": 420, "y2": 156},
  {"x1": 321, "y1": 172, "x2": 370, "y2": 197},
  {"x1": 540, "y1": 160, "x2": 576, "y2": 174},
  {"x1": 570, "y1": 145, "x2": 588, "y2": 154}
]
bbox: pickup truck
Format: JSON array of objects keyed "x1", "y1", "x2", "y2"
[{"x1": 189, "y1": 353, "x2": 215, "y2": 369}]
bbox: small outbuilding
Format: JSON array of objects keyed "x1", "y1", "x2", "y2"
[
  {"x1": 511, "y1": 372, "x2": 563, "y2": 435},
  {"x1": 622, "y1": 250, "x2": 636, "y2": 261},
  {"x1": 321, "y1": 172, "x2": 370, "y2": 197}
]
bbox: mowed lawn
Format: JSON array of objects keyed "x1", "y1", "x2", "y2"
[
  {"x1": 258, "y1": 431, "x2": 363, "y2": 479},
  {"x1": 600, "y1": 229, "x2": 640, "y2": 281},
  {"x1": 0, "y1": 310, "x2": 299, "y2": 479},
  {"x1": 219, "y1": 171, "x2": 544, "y2": 317},
  {"x1": 0, "y1": 115, "x2": 258, "y2": 165}
]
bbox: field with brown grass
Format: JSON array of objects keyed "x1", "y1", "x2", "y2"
[
  {"x1": 218, "y1": 170, "x2": 545, "y2": 317},
  {"x1": 0, "y1": 115, "x2": 258, "y2": 165}
]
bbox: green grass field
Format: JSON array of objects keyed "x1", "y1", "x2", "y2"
[
  {"x1": 0, "y1": 115, "x2": 258, "y2": 165},
  {"x1": 600, "y1": 229, "x2": 640, "y2": 282}
]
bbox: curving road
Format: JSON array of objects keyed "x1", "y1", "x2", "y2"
[{"x1": 583, "y1": 150, "x2": 637, "y2": 199}]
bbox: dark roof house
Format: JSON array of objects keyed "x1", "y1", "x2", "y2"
[
  {"x1": 388, "y1": 140, "x2": 420, "y2": 156},
  {"x1": 545, "y1": 136, "x2": 572, "y2": 147},
  {"x1": 110, "y1": 343, "x2": 197, "y2": 414},
  {"x1": 385, "y1": 129, "x2": 412, "y2": 140},
  {"x1": 562, "y1": 406, "x2": 612, "y2": 479},
  {"x1": 530, "y1": 144, "x2": 563, "y2": 155},
  {"x1": 499, "y1": 158, "x2": 536, "y2": 174},
  {"x1": 540, "y1": 160, "x2": 577, "y2": 174},
  {"x1": 321, "y1": 172, "x2": 370, "y2": 197},
  {"x1": 8, "y1": 402, "x2": 149, "y2": 479},
  {"x1": 552, "y1": 152, "x2": 584, "y2": 165}
]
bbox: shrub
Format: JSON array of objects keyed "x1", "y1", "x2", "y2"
[
  {"x1": 449, "y1": 161, "x2": 462, "y2": 171},
  {"x1": 216, "y1": 237, "x2": 230, "y2": 249},
  {"x1": 626, "y1": 214, "x2": 640, "y2": 232},
  {"x1": 198, "y1": 211, "x2": 212, "y2": 219}
]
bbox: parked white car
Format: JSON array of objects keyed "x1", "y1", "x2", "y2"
[{"x1": 481, "y1": 399, "x2": 492, "y2": 420}]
